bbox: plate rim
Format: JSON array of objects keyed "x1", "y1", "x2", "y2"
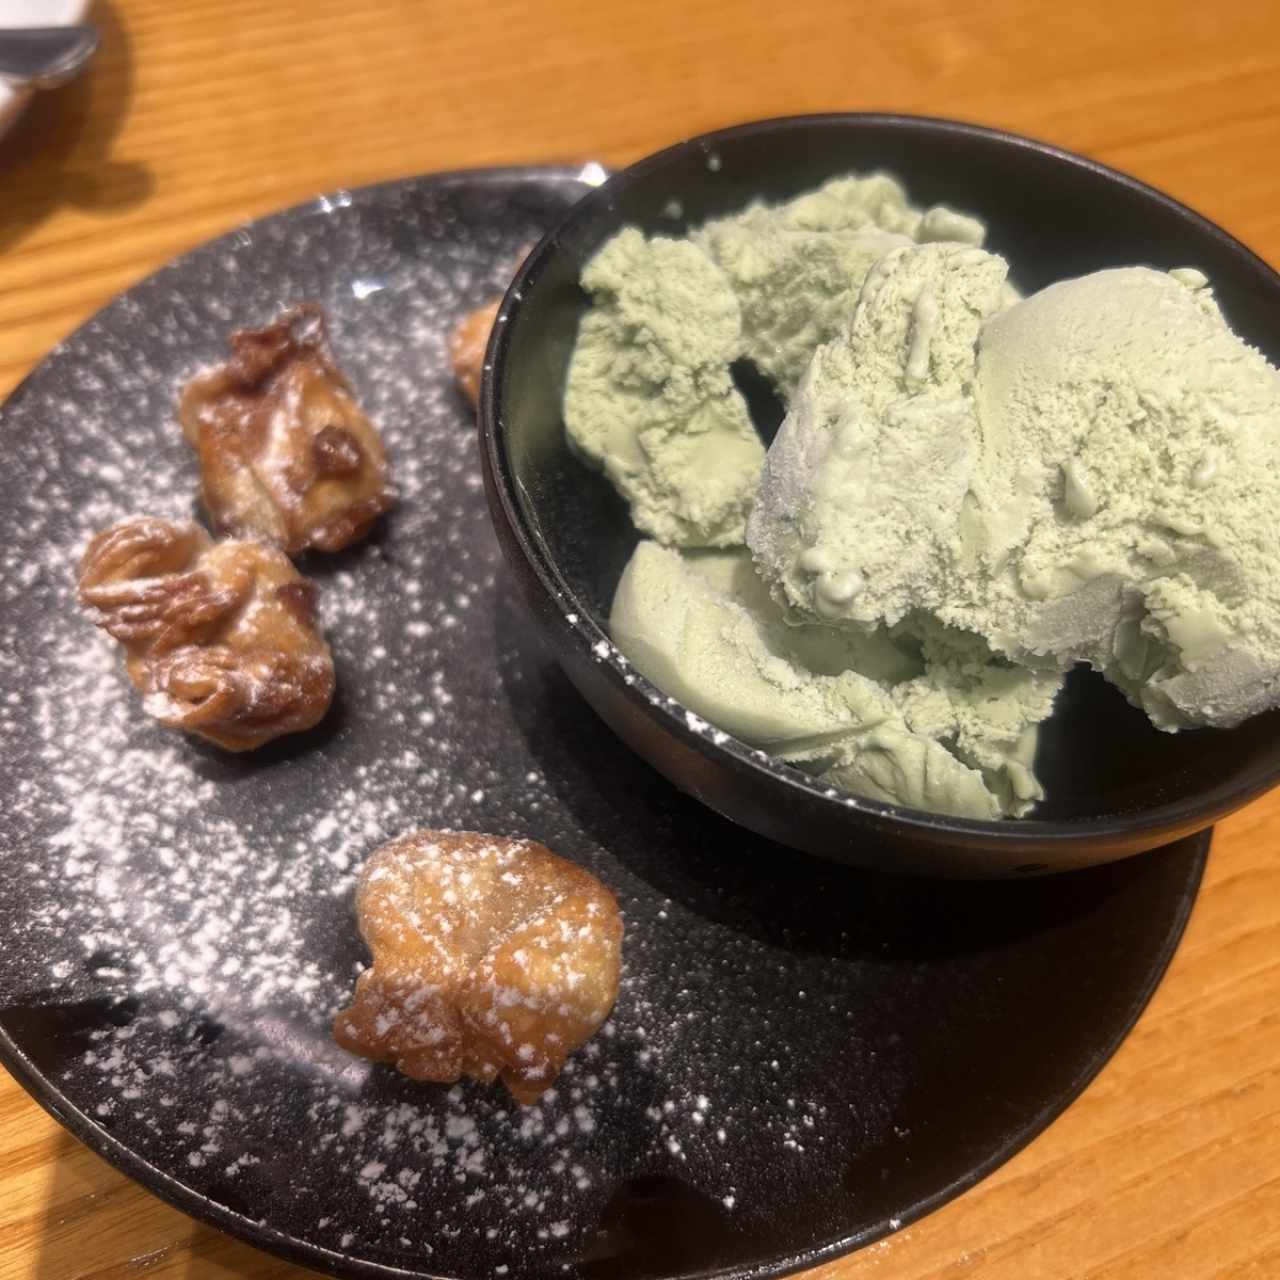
[{"x1": 0, "y1": 161, "x2": 597, "y2": 421}]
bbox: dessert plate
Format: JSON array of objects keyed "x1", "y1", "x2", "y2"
[{"x1": 0, "y1": 165, "x2": 1208, "y2": 1279}]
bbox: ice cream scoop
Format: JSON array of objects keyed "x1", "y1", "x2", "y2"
[
  {"x1": 564, "y1": 176, "x2": 998, "y2": 549},
  {"x1": 611, "y1": 540, "x2": 1060, "y2": 817},
  {"x1": 563, "y1": 228, "x2": 762, "y2": 547},
  {"x1": 750, "y1": 252, "x2": 1280, "y2": 730}
]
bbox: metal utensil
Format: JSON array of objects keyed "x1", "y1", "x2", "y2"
[{"x1": 0, "y1": 25, "x2": 99, "y2": 90}]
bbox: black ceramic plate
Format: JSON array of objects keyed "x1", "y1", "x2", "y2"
[{"x1": 0, "y1": 166, "x2": 1207, "y2": 1280}]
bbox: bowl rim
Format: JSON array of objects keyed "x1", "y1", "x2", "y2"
[{"x1": 480, "y1": 110, "x2": 1280, "y2": 851}]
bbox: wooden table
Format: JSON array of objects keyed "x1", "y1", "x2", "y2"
[{"x1": 3, "y1": 2, "x2": 1279, "y2": 1276}]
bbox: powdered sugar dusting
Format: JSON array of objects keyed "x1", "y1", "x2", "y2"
[{"x1": 0, "y1": 172, "x2": 918, "y2": 1276}]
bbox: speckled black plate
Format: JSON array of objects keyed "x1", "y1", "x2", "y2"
[{"x1": 0, "y1": 166, "x2": 1207, "y2": 1280}]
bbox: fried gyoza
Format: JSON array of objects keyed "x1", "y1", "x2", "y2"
[
  {"x1": 179, "y1": 305, "x2": 393, "y2": 555},
  {"x1": 448, "y1": 299, "x2": 500, "y2": 407},
  {"x1": 78, "y1": 517, "x2": 335, "y2": 751},
  {"x1": 333, "y1": 831, "x2": 623, "y2": 1104}
]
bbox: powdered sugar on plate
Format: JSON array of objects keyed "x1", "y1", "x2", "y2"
[{"x1": 0, "y1": 170, "x2": 920, "y2": 1279}]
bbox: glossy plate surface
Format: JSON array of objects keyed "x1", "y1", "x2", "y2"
[{"x1": 0, "y1": 166, "x2": 1208, "y2": 1279}]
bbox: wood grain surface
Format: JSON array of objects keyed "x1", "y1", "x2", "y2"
[{"x1": 2, "y1": 1, "x2": 1279, "y2": 1277}]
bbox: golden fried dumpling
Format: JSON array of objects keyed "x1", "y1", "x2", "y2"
[
  {"x1": 448, "y1": 299, "x2": 499, "y2": 407},
  {"x1": 179, "y1": 305, "x2": 393, "y2": 555},
  {"x1": 78, "y1": 516, "x2": 335, "y2": 751},
  {"x1": 333, "y1": 830, "x2": 623, "y2": 1104}
]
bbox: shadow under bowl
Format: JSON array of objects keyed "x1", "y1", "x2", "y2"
[{"x1": 480, "y1": 113, "x2": 1280, "y2": 878}]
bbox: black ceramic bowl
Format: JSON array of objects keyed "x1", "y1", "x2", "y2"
[{"x1": 480, "y1": 113, "x2": 1280, "y2": 877}]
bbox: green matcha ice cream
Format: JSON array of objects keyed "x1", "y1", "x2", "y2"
[
  {"x1": 564, "y1": 228, "x2": 763, "y2": 547},
  {"x1": 975, "y1": 266, "x2": 1280, "y2": 730},
  {"x1": 747, "y1": 239, "x2": 1014, "y2": 627},
  {"x1": 693, "y1": 173, "x2": 985, "y2": 396},
  {"x1": 563, "y1": 170, "x2": 1280, "y2": 820},
  {"x1": 563, "y1": 173, "x2": 1067, "y2": 819},
  {"x1": 564, "y1": 175, "x2": 994, "y2": 547},
  {"x1": 749, "y1": 257, "x2": 1280, "y2": 731},
  {"x1": 610, "y1": 541, "x2": 1058, "y2": 818}
]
